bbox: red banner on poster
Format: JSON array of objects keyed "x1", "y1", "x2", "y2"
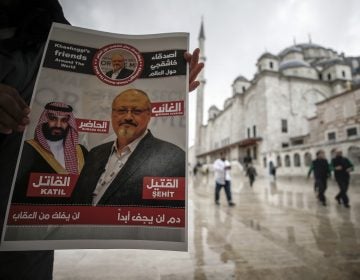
[
  {"x1": 8, "y1": 205, "x2": 185, "y2": 227},
  {"x1": 76, "y1": 118, "x2": 110, "y2": 133},
  {"x1": 151, "y1": 100, "x2": 184, "y2": 117},
  {"x1": 27, "y1": 173, "x2": 79, "y2": 197},
  {"x1": 142, "y1": 177, "x2": 185, "y2": 200}
]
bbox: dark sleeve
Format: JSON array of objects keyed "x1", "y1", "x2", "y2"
[{"x1": 307, "y1": 162, "x2": 314, "y2": 177}]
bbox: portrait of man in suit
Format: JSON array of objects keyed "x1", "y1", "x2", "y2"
[
  {"x1": 72, "y1": 89, "x2": 185, "y2": 207},
  {"x1": 105, "y1": 53, "x2": 134, "y2": 80}
]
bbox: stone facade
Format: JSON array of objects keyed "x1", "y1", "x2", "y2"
[{"x1": 194, "y1": 24, "x2": 360, "y2": 178}]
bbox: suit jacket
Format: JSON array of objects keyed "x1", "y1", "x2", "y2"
[
  {"x1": 105, "y1": 67, "x2": 133, "y2": 79},
  {"x1": 72, "y1": 131, "x2": 185, "y2": 207}
]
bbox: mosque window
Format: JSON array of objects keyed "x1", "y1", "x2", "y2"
[
  {"x1": 253, "y1": 125, "x2": 257, "y2": 137},
  {"x1": 342, "y1": 70, "x2": 346, "y2": 78},
  {"x1": 318, "y1": 73, "x2": 322, "y2": 80},
  {"x1": 294, "y1": 153, "x2": 301, "y2": 167},
  {"x1": 347, "y1": 127, "x2": 358, "y2": 137},
  {"x1": 285, "y1": 155, "x2": 291, "y2": 167},
  {"x1": 281, "y1": 119, "x2": 288, "y2": 133},
  {"x1": 327, "y1": 73, "x2": 332, "y2": 80},
  {"x1": 247, "y1": 128, "x2": 251, "y2": 138},
  {"x1": 253, "y1": 146, "x2": 257, "y2": 160},
  {"x1": 327, "y1": 132, "x2": 336, "y2": 141},
  {"x1": 304, "y1": 153, "x2": 312, "y2": 167},
  {"x1": 242, "y1": 86, "x2": 246, "y2": 93},
  {"x1": 269, "y1": 61, "x2": 274, "y2": 69},
  {"x1": 263, "y1": 157, "x2": 267, "y2": 168},
  {"x1": 282, "y1": 143, "x2": 289, "y2": 148}
]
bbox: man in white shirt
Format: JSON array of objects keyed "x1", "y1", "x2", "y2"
[{"x1": 213, "y1": 153, "x2": 235, "y2": 206}]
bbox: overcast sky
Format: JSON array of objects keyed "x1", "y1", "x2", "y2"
[{"x1": 59, "y1": 0, "x2": 360, "y2": 145}]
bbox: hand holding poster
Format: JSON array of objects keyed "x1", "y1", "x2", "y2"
[{"x1": 1, "y1": 23, "x2": 188, "y2": 251}]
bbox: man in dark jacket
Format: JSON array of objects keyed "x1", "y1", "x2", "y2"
[
  {"x1": 307, "y1": 150, "x2": 331, "y2": 206},
  {"x1": 72, "y1": 89, "x2": 185, "y2": 207},
  {"x1": 331, "y1": 149, "x2": 354, "y2": 208}
]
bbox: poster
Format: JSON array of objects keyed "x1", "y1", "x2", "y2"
[{"x1": 0, "y1": 23, "x2": 188, "y2": 251}]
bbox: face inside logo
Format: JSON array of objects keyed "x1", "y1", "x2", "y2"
[{"x1": 93, "y1": 44, "x2": 144, "y2": 86}]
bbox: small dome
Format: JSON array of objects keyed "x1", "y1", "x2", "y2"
[
  {"x1": 279, "y1": 59, "x2": 311, "y2": 71},
  {"x1": 258, "y1": 52, "x2": 278, "y2": 61},
  {"x1": 233, "y1": 75, "x2": 249, "y2": 83},
  {"x1": 279, "y1": 46, "x2": 302, "y2": 57},
  {"x1": 279, "y1": 43, "x2": 328, "y2": 57},
  {"x1": 314, "y1": 57, "x2": 344, "y2": 68},
  {"x1": 208, "y1": 105, "x2": 220, "y2": 111}
]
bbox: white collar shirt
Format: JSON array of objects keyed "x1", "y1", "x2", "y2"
[{"x1": 92, "y1": 130, "x2": 148, "y2": 205}]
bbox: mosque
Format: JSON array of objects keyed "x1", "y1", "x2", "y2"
[{"x1": 193, "y1": 21, "x2": 360, "y2": 177}]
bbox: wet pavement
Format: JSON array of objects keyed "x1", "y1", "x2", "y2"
[{"x1": 54, "y1": 174, "x2": 360, "y2": 279}]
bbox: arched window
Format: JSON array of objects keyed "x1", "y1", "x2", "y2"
[
  {"x1": 285, "y1": 155, "x2": 291, "y2": 167},
  {"x1": 263, "y1": 157, "x2": 267, "y2": 168},
  {"x1": 304, "y1": 153, "x2": 312, "y2": 167},
  {"x1": 269, "y1": 61, "x2": 274, "y2": 69},
  {"x1": 276, "y1": 155, "x2": 282, "y2": 167},
  {"x1": 294, "y1": 153, "x2": 301, "y2": 167}
]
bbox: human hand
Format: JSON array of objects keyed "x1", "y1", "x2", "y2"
[
  {"x1": 0, "y1": 84, "x2": 30, "y2": 134},
  {"x1": 335, "y1": 166, "x2": 342, "y2": 171},
  {"x1": 184, "y1": 48, "x2": 204, "y2": 92}
]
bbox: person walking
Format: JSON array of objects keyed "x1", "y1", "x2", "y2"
[
  {"x1": 307, "y1": 150, "x2": 331, "y2": 206},
  {"x1": 246, "y1": 163, "x2": 257, "y2": 187},
  {"x1": 269, "y1": 161, "x2": 277, "y2": 181},
  {"x1": 213, "y1": 153, "x2": 235, "y2": 206},
  {"x1": 331, "y1": 150, "x2": 354, "y2": 208}
]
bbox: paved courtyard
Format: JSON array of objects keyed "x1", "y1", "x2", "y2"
[{"x1": 54, "y1": 173, "x2": 360, "y2": 279}]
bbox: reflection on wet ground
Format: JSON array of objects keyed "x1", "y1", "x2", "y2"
[{"x1": 54, "y1": 174, "x2": 360, "y2": 280}]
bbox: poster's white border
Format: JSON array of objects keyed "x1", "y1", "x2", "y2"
[{"x1": 1, "y1": 23, "x2": 189, "y2": 251}]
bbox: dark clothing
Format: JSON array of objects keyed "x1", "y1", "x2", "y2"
[
  {"x1": 331, "y1": 156, "x2": 353, "y2": 206},
  {"x1": 11, "y1": 142, "x2": 87, "y2": 204},
  {"x1": 105, "y1": 68, "x2": 133, "y2": 79},
  {"x1": 331, "y1": 156, "x2": 353, "y2": 180},
  {"x1": 72, "y1": 131, "x2": 185, "y2": 207},
  {"x1": 335, "y1": 177, "x2": 350, "y2": 206},
  {"x1": 308, "y1": 158, "x2": 331, "y2": 179},
  {"x1": 308, "y1": 158, "x2": 330, "y2": 204},
  {"x1": 215, "y1": 180, "x2": 232, "y2": 203},
  {"x1": 0, "y1": 1, "x2": 69, "y2": 279},
  {"x1": 316, "y1": 178, "x2": 328, "y2": 204},
  {"x1": 0, "y1": 251, "x2": 54, "y2": 280},
  {"x1": 246, "y1": 166, "x2": 257, "y2": 187}
]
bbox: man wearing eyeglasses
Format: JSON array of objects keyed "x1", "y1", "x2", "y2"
[{"x1": 72, "y1": 88, "x2": 185, "y2": 207}]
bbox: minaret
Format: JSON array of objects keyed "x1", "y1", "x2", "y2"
[{"x1": 195, "y1": 18, "x2": 206, "y2": 156}]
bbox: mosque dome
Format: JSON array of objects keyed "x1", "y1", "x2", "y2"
[
  {"x1": 233, "y1": 75, "x2": 249, "y2": 83},
  {"x1": 279, "y1": 43, "x2": 326, "y2": 57},
  {"x1": 279, "y1": 59, "x2": 311, "y2": 71}
]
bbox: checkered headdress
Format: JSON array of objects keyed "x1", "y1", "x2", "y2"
[{"x1": 34, "y1": 102, "x2": 79, "y2": 174}]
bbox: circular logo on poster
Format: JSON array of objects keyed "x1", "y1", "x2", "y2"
[{"x1": 93, "y1": 43, "x2": 144, "y2": 86}]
